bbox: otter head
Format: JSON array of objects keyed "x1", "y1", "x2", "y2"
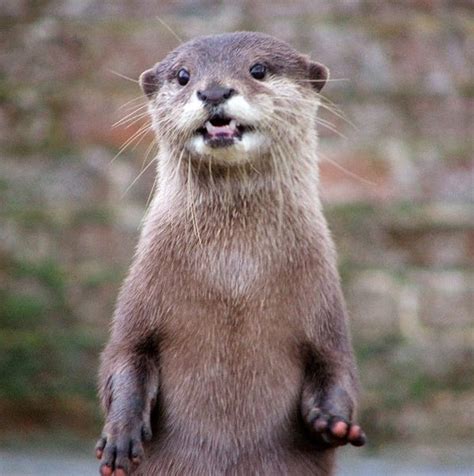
[{"x1": 140, "y1": 32, "x2": 329, "y2": 166}]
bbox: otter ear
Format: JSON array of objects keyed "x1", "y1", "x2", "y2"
[
  {"x1": 139, "y1": 68, "x2": 159, "y2": 98},
  {"x1": 308, "y1": 61, "x2": 329, "y2": 92}
]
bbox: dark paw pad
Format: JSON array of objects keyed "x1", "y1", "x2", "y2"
[
  {"x1": 307, "y1": 408, "x2": 366, "y2": 448},
  {"x1": 95, "y1": 422, "x2": 151, "y2": 475}
]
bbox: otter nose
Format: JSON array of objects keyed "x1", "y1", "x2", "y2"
[{"x1": 197, "y1": 85, "x2": 235, "y2": 105}]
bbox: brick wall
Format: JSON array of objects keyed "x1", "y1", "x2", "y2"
[{"x1": 1, "y1": 0, "x2": 472, "y2": 443}]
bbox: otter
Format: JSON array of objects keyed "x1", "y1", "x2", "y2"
[{"x1": 96, "y1": 32, "x2": 366, "y2": 476}]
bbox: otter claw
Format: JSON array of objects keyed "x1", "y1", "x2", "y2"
[
  {"x1": 96, "y1": 421, "x2": 149, "y2": 475},
  {"x1": 306, "y1": 407, "x2": 366, "y2": 448}
]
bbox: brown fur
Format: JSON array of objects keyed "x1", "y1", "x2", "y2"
[{"x1": 97, "y1": 32, "x2": 363, "y2": 476}]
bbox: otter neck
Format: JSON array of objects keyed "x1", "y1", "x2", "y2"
[{"x1": 156, "y1": 141, "x2": 321, "y2": 211}]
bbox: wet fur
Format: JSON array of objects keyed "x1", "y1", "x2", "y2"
[{"x1": 98, "y1": 32, "x2": 361, "y2": 475}]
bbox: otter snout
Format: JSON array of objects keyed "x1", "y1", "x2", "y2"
[{"x1": 197, "y1": 84, "x2": 236, "y2": 106}]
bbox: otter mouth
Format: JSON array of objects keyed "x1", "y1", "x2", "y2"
[{"x1": 195, "y1": 114, "x2": 254, "y2": 148}]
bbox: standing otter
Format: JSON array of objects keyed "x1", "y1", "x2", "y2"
[{"x1": 96, "y1": 32, "x2": 366, "y2": 476}]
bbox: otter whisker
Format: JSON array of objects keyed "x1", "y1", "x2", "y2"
[
  {"x1": 121, "y1": 155, "x2": 157, "y2": 199},
  {"x1": 108, "y1": 69, "x2": 140, "y2": 84},
  {"x1": 110, "y1": 124, "x2": 153, "y2": 165},
  {"x1": 319, "y1": 151, "x2": 377, "y2": 187},
  {"x1": 140, "y1": 135, "x2": 159, "y2": 172},
  {"x1": 144, "y1": 143, "x2": 160, "y2": 210},
  {"x1": 113, "y1": 106, "x2": 149, "y2": 128},
  {"x1": 113, "y1": 114, "x2": 150, "y2": 132},
  {"x1": 155, "y1": 15, "x2": 184, "y2": 44},
  {"x1": 187, "y1": 153, "x2": 202, "y2": 245},
  {"x1": 171, "y1": 148, "x2": 186, "y2": 182},
  {"x1": 318, "y1": 96, "x2": 358, "y2": 130},
  {"x1": 264, "y1": 100, "x2": 347, "y2": 139},
  {"x1": 118, "y1": 95, "x2": 148, "y2": 111},
  {"x1": 267, "y1": 93, "x2": 354, "y2": 129},
  {"x1": 296, "y1": 78, "x2": 350, "y2": 83},
  {"x1": 208, "y1": 154, "x2": 215, "y2": 189}
]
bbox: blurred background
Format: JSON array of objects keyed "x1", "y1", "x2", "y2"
[{"x1": 1, "y1": 0, "x2": 473, "y2": 474}]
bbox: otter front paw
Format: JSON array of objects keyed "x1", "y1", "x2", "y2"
[
  {"x1": 95, "y1": 418, "x2": 152, "y2": 476},
  {"x1": 305, "y1": 407, "x2": 366, "y2": 448}
]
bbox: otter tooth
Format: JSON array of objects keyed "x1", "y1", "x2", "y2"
[{"x1": 205, "y1": 121, "x2": 220, "y2": 134}]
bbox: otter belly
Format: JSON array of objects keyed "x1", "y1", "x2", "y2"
[{"x1": 156, "y1": 301, "x2": 304, "y2": 453}]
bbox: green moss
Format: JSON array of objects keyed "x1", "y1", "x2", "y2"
[
  {"x1": 0, "y1": 77, "x2": 13, "y2": 103},
  {"x1": 82, "y1": 267, "x2": 123, "y2": 289},
  {"x1": 71, "y1": 207, "x2": 114, "y2": 226},
  {"x1": 1, "y1": 205, "x2": 60, "y2": 230},
  {"x1": 355, "y1": 334, "x2": 405, "y2": 362},
  {"x1": 337, "y1": 257, "x2": 353, "y2": 285},
  {"x1": 459, "y1": 82, "x2": 474, "y2": 98},
  {"x1": 19, "y1": 208, "x2": 54, "y2": 228},
  {"x1": 327, "y1": 202, "x2": 377, "y2": 222},
  {"x1": 0, "y1": 329, "x2": 102, "y2": 402},
  {"x1": 13, "y1": 258, "x2": 66, "y2": 296},
  {"x1": 2, "y1": 257, "x2": 70, "y2": 318},
  {"x1": 0, "y1": 291, "x2": 47, "y2": 328},
  {"x1": 0, "y1": 177, "x2": 8, "y2": 193},
  {"x1": 407, "y1": 374, "x2": 438, "y2": 400},
  {"x1": 0, "y1": 330, "x2": 56, "y2": 399},
  {"x1": 5, "y1": 140, "x2": 77, "y2": 158}
]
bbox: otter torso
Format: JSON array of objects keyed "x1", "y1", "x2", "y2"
[{"x1": 97, "y1": 32, "x2": 365, "y2": 476}]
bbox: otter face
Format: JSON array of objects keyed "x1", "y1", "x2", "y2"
[{"x1": 140, "y1": 32, "x2": 328, "y2": 165}]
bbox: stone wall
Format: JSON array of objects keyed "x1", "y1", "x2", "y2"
[
  {"x1": 330, "y1": 204, "x2": 474, "y2": 443},
  {"x1": 1, "y1": 0, "x2": 472, "y2": 445}
]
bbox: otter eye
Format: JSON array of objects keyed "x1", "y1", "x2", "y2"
[
  {"x1": 250, "y1": 63, "x2": 266, "y2": 80},
  {"x1": 177, "y1": 68, "x2": 190, "y2": 86}
]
